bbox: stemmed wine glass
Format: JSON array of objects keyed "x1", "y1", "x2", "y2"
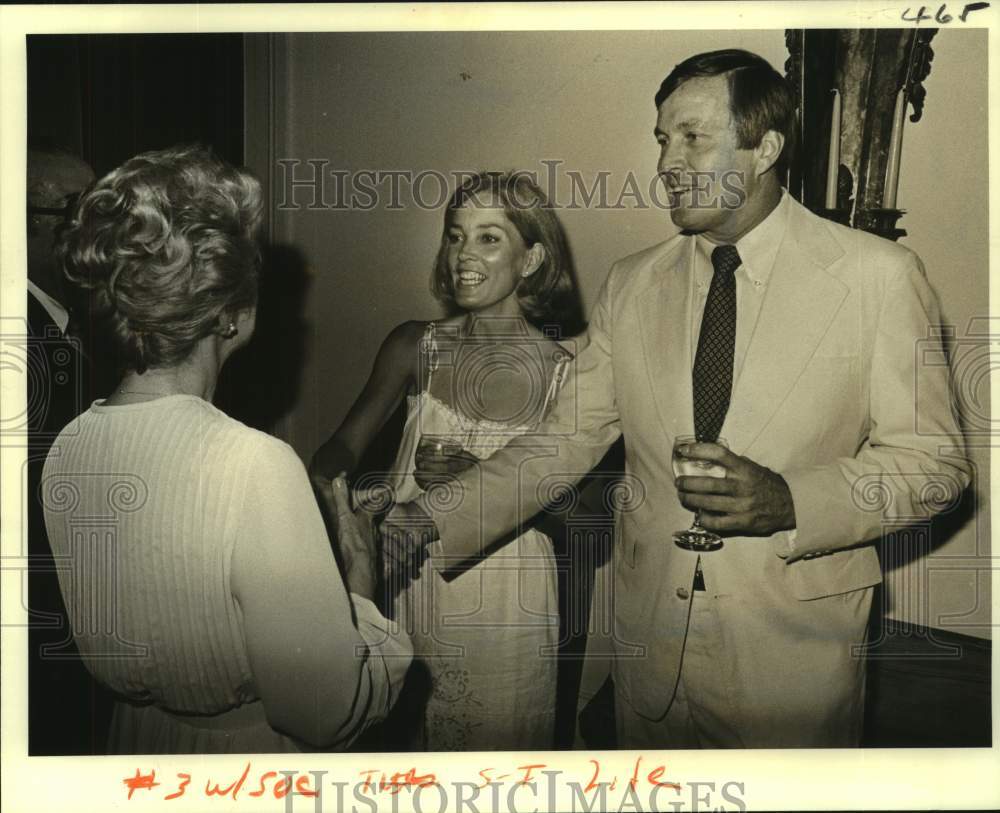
[
  {"x1": 672, "y1": 434, "x2": 728, "y2": 551},
  {"x1": 413, "y1": 434, "x2": 477, "y2": 491}
]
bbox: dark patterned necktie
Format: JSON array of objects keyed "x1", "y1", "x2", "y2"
[{"x1": 692, "y1": 244, "x2": 740, "y2": 442}]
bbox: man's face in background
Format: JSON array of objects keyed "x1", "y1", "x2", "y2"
[{"x1": 27, "y1": 150, "x2": 94, "y2": 301}]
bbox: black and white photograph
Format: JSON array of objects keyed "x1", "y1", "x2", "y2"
[{"x1": 1, "y1": 3, "x2": 997, "y2": 811}]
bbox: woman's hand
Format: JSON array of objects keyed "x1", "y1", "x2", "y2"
[
  {"x1": 379, "y1": 500, "x2": 438, "y2": 580},
  {"x1": 413, "y1": 436, "x2": 478, "y2": 492},
  {"x1": 324, "y1": 475, "x2": 376, "y2": 599}
]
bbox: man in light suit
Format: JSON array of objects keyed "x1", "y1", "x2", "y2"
[{"x1": 384, "y1": 49, "x2": 969, "y2": 747}]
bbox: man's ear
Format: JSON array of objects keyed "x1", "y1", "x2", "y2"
[
  {"x1": 754, "y1": 130, "x2": 785, "y2": 177},
  {"x1": 521, "y1": 243, "x2": 546, "y2": 278}
]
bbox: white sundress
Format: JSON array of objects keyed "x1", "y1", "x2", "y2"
[{"x1": 364, "y1": 321, "x2": 570, "y2": 751}]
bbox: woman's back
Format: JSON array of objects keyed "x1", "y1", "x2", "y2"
[
  {"x1": 41, "y1": 394, "x2": 412, "y2": 753},
  {"x1": 43, "y1": 395, "x2": 264, "y2": 714},
  {"x1": 42, "y1": 145, "x2": 412, "y2": 754}
]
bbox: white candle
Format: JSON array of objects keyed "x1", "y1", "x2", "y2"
[
  {"x1": 883, "y1": 88, "x2": 907, "y2": 209},
  {"x1": 824, "y1": 89, "x2": 841, "y2": 209}
]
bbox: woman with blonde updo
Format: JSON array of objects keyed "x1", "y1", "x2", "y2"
[{"x1": 43, "y1": 145, "x2": 411, "y2": 754}]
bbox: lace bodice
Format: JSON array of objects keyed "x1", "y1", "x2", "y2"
[
  {"x1": 416, "y1": 321, "x2": 570, "y2": 459},
  {"x1": 354, "y1": 321, "x2": 572, "y2": 511}
]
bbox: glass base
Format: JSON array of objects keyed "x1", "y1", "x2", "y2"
[{"x1": 673, "y1": 527, "x2": 724, "y2": 552}]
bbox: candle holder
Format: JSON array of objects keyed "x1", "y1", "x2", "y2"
[
  {"x1": 786, "y1": 29, "x2": 936, "y2": 240},
  {"x1": 818, "y1": 207, "x2": 852, "y2": 227},
  {"x1": 854, "y1": 208, "x2": 906, "y2": 242}
]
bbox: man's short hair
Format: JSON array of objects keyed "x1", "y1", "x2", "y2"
[{"x1": 654, "y1": 49, "x2": 797, "y2": 179}]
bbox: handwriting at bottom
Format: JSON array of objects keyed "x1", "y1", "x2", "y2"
[
  {"x1": 123, "y1": 764, "x2": 319, "y2": 801},
  {"x1": 122, "y1": 757, "x2": 682, "y2": 803}
]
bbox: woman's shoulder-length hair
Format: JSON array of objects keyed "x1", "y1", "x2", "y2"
[{"x1": 430, "y1": 171, "x2": 582, "y2": 335}]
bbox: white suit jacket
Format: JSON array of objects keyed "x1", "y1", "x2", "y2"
[{"x1": 430, "y1": 196, "x2": 970, "y2": 720}]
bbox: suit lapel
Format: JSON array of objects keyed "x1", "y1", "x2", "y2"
[
  {"x1": 27, "y1": 289, "x2": 59, "y2": 338},
  {"x1": 723, "y1": 203, "x2": 849, "y2": 453},
  {"x1": 637, "y1": 241, "x2": 694, "y2": 442}
]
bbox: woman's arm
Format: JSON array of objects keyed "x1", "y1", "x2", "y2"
[
  {"x1": 231, "y1": 436, "x2": 411, "y2": 749},
  {"x1": 309, "y1": 320, "x2": 425, "y2": 482},
  {"x1": 320, "y1": 475, "x2": 376, "y2": 598}
]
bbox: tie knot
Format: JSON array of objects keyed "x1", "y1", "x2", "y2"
[{"x1": 711, "y1": 244, "x2": 741, "y2": 277}]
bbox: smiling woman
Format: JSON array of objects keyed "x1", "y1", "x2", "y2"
[
  {"x1": 431, "y1": 172, "x2": 578, "y2": 328},
  {"x1": 310, "y1": 171, "x2": 581, "y2": 751},
  {"x1": 444, "y1": 202, "x2": 540, "y2": 317}
]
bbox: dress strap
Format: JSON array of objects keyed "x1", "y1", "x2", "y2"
[
  {"x1": 539, "y1": 348, "x2": 572, "y2": 421},
  {"x1": 420, "y1": 322, "x2": 439, "y2": 392}
]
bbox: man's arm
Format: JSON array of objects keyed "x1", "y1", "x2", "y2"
[
  {"x1": 779, "y1": 253, "x2": 970, "y2": 559},
  {"x1": 680, "y1": 251, "x2": 969, "y2": 560},
  {"x1": 383, "y1": 270, "x2": 625, "y2": 568}
]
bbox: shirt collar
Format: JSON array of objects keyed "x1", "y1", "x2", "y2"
[
  {"x1": 27, "y1": 279, "x2": 70, "y2": 334},
  {"x1": 693, "y1": 190, "x2": 790, "y2": 286}
]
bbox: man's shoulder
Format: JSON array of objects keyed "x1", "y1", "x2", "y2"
[
  {"x1": 613, "y1": 234, "x2": 686, "y2": 270},
  {"x1": 606, "y1": 234, "x2": 688, "y2": 292},
  {"x1": 787, "y1": 196, "x2": 921, "y2": 274}
]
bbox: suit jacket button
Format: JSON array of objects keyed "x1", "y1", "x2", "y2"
[{"x1": 676, "y1": 587, "x2": 690, "y2": 600}]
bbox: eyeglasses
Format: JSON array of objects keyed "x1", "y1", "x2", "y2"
[{"x1": 27, "y1": 192, "x2": 81, "y2": 219}]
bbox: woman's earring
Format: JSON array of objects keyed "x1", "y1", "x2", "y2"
[
  {"x1": 223, "y1": 321, "x2": 238, "y2": 339},
  {"x1": 522, "y1": 245, "x2": 544, "y2": 278}
]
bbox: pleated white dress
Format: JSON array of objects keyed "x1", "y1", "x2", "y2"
[{"x1": 42, "y1": 395, "x2": 408, "y2": 753}]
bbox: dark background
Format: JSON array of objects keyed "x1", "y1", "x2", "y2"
[{"x1": 29, "y1": 33, "x2": 243, "y2": 175}]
